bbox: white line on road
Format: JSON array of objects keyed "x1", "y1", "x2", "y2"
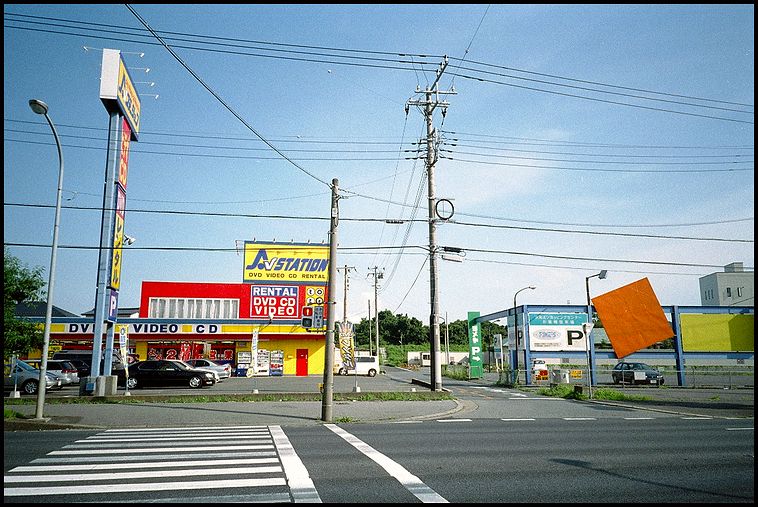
[
  {"x1": 437, "y1": 419, "x2": 472, "y2": 423},
  {"x1": 78, "y1": 435, "x2": 272, "y2": 443},
  {"x1": 104, "y1": 425, "x2": 269, "y2": 432},
  {"x1": 12, "y1": 457, "x2": 280, "y2": 472},
  {"x1": 325, "y1": 424, "x2": 448, "y2": 503},
  {"x1": 3, "y1": 478, "x2": 286, "y2": 497},
  {"x1": 270, "y1": 425, "x2": 322, "y2": 503},
  {"x1": 562, "y1": 418, "x2": 597, "y2": 421},
  {"x1": 52, "y1": 444, "x2": 274, "y2": 454},
  {"x1": 623, "y1": 417, "x2": 655, "y2": 420},
  {"x1": 4, "y1": 465, "x2": 283, "y2": 483},
  {"x1": 725, "y1": 427, "x2": 754, "y2": 431},
  {"x1": 501, "y1": 418, "x2": 536, "y2": 422}
]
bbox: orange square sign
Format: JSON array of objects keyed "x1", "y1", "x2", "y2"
[{"x1": 592, "y1": 278, "x2": 674, "y2": 359}]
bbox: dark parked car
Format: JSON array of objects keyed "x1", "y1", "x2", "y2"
[
  {"x1": 52, "y1": 350, "x2": 124, "y2": 376},
  {"x1": 118, "y1": 360, "x2": 216, "y2": 389},
  {"x1": 611, "y1": 362, "x2": 664, "y2": 386}
]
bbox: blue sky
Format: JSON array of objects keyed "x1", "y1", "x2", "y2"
[{"x1": 4, "y1": 4, "x2": 754, "y2": 322}]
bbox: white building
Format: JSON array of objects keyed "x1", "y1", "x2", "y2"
[{"x1": 699, "y1": 262, "x2": 754, "y2": 306}]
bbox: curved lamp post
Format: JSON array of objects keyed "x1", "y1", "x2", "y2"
[
  {"x1": 29, "y1": 99, "x2": 64, "y2": 421},
  {"x1": 512, "y1": 285, "x2": 536, "y2": 384},
  {"x1": 585, "y1": 270, "x2": 607, "y2": 397}
]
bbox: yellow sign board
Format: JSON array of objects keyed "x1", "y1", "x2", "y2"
[{"x1": 243, "y1": 242, "x2": 329, "y2": 283}]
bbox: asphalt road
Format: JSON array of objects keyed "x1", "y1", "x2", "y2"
[{"x1": 4, "y1": 417, "x2": 754, "y2": 503}]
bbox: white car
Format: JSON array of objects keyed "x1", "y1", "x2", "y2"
[
  {"x1": 184, "y1": 359, "x2": 232, "y2": 381},
  {"x1": 337, "y1": 356, "x2": 379, "y2": 377},
  {"x1": 175, "y1": 361, "x2": 220, "y2": 383}
]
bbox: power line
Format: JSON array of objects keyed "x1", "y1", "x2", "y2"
[
  {"x1": 7, "y1": 202, "x2": 752, "y2": 244},
  {"x1": 448, "y1": 71, "x2": 753, "y2": 125},
  {"x1": 125, "y1": 4, "x2": 332, "y2": 188},
  {"x1": 6, "y1": 241, "x2": 751, "y2": 271},
  {"x1": 5, "y1": 12, "x2": 752, "y2": 122}
]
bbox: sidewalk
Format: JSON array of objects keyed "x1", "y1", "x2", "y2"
[{"x1": 5, "y1": 369, "x2": 753, "y2": 430}]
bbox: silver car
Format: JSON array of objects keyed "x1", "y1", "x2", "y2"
[
  {"x1": 4, "y1": 359, "x2": 63, "y2": 395},
  {"x1": 24, "y1": 359, "x2": 78, "y2": 386},
  {"x1": 185, "y1": 359, "x2": 232, "y2": 381}
]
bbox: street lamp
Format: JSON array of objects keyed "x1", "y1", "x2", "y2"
[
  {"x1": 29, "y1": 99, "x2": 64, "y2": 421},
  {"x1": 512, "y1": 285, "x2": 536, "y2": 385},
  {"x1": 585, "y1": 270, "x2": 607, "y2": 396}
]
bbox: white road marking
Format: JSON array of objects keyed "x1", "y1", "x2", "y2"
[
  {"x1": 437, "y1": 419, "x2": 472, "y2": 422},
  {"x1": 104, "y1": 425, "x2": 269, "y2": 432},
  {"x1": 563, "y1": 418, "x2": 597, "y2": 421},
  {"x1": 4, "y1": 466, "x2": 283, "y2": 483},
  {"x1": 501, "y1": 418, "x2": 536, "y2": 421},
  {"x1": 326, "y1": 424, "x2": 448, "y2": 503},
  {"x1": 270, "y1": 425, "x2": 321, "y2": 503},
  {"x1": 623, "y1": 417, "x2": 655, "y2": 420},
  {"x1": 4, "y1": 478, "x2": 287, "y2": 497},
  {"x1": 681, "y1": 417, "x2": 713, "y2": 420},
  {"x1": 11, "y1": 457, "x2": 279, "y2": 472},
  {"x1": 32, "y1": 451, "x2": 277, "y2": 463},
  {"x1": 77, "y1": 435, "x2": 272, "y2": 443},
  {"x1": 725, "y1": 427, "x2": 754, "y2": 431},
  {"x1": 53, "y1": 444, "x2": 274, "y2": 454}
]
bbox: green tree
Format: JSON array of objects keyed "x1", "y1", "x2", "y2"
[{"x1": 4, "y1": 248, "x2": 45, "y2": 358}]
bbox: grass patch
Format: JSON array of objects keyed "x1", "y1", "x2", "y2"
[
  {"x1": 536, "y1": 384, "x2": 652, "y2": 402},
  {"x1": 3, "y1": 391, "x2": 454, "y2": 405},
  {"x1": 538, "y1": 384, "x2": 585, "y2": 400},
  {"x1": 334, "y1": 416, "x2": 355, "y2": 423},
  {"x1": 442, "y1": 365, "x2": 469, "y2": 381},
  {"x1": 592, "y1": 388, "x2": 651, "y2": 402},
  {"x1": 4, "y1": 407, "x2": 26, "y2": 419}
]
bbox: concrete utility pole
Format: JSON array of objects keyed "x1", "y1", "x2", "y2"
[
  {"x1": 406, "y1": 56, "x2": 455, "y2": 391},
  {"x1": 337, "y1": 265, "x2": 356, "y2": 324},
  {"x1": 369, "y1": 267, "x2": 384, "y2": 357},
  {"x1": 321, "y1": 178, "x2": 339, "y2": 423}
]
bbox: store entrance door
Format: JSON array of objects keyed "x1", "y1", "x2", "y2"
[{"x1": 296, "y1": 349, "x2": 308, "y2": 376}]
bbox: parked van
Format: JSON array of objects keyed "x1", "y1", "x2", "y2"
[{"x1": 337, "y1": 355, "x2": 379, "y2": 377}]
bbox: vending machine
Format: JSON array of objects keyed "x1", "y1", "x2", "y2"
[
  {"x1": 269, "y1": 350, "x2": 284, "y2": 376},
  {"x1": 236, "y1": 351, "x2": 252, "y2": 377},
  {"x1": 255, "y1": 349, "x2": 270, "y2": 376}
]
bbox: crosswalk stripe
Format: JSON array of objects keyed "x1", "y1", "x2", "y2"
[
  {"x1": 53, "y1": 444, "x2": 274, "y2": 454},
  {"x1": 12, "y1": 457, "x2": 280, "y2": 472},
  {"x1": 4, "y1": 465, "x2": 283, "y2": 483},
  {"x1": 4, "y1": 478, "x2": 287, "y2": 497}
]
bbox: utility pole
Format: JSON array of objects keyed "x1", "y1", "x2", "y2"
[
  {"x1": 337, "y1": 265, "x2": 356, "y2": 324},
  {"x1": 406, "y1": 56, "x2": 455, "y2": 391},
  {"x1": 367, "y1": 300, "x2": 372, "y2": 355},
  {"x1": 369, "y1": 267, "x2": 384, "y2": 358},
  {"x1": 321, "y1": 178, "x2": 339, "y2": 423}
]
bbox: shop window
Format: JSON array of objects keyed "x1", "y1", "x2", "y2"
[{"x1": 148, "y1": 297, "x2": 239, "y2": 319}]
